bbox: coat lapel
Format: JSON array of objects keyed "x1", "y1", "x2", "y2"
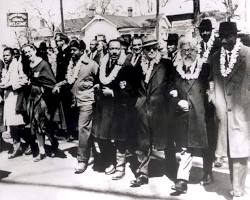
[
  {"x1": 148, "y1": 63, "x2": 158, "y2": 83},
  {"x1": 225, "y1": 49, "x2": 245, "y2": 85}
]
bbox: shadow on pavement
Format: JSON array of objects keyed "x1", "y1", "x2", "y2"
[
  {"x1": 0, "y1": 170, "x2": 11, "y2": 180},
  {"x1": 0, "y1": 179, "x2": 180, "y2": 200},
  {"x1": 191, "y1": 167, "x2": 232, "y2": 200}
]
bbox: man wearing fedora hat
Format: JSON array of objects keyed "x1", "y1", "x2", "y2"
[
  {"x1": 197, "y1": 19, "x2": 223, "y2": 186},
  {"x1": 166, "y1": 33, "x2": 179, "y2": 62},
  {"x1": 130, "y1": 35, "x2": 175, "y2": 187},
  {"x1": 209, "y1": 21, "x2": 250, "y2": 198}
]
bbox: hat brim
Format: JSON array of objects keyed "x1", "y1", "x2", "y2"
[
  {"x1": 197, "y1": 26, "x2": 214, "y2": 30},
  {"x1": 143, "y1": 41, "x2": 158, "y2": 47}
]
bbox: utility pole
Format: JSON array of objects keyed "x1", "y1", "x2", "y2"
[
  {"x1": 156, "y1": 0, "x2": 160, "y2": 40},
  {"x1": 60, "y1": 0, "x2": 64, "y2": 33}
]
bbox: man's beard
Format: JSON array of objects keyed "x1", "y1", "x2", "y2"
[{"x1": 183, "y1": 56, "x2": 196, "y2": 67}]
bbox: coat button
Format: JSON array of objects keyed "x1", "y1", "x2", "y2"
[{"x1": 228, "y1": 108, "x2": 232, "y2": 112}]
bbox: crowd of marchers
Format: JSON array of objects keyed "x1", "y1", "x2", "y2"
[{"x1": 0, "y1": 19, "x2": 250, "y2": 199}]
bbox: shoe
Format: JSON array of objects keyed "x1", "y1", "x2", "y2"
[
  {"x1": 105, "y1": 164, "x2": 116, "y2": 175},
  {"x1": 112, "y1": 170, "x2": 125, "y2": 180},
  {"x1": 214, "y1": 157, "x2": 223, "y2": 168},
  {"x1": 24, "y1": 146, "x2": 32, "y2": 155},
  {"x1": 200, "y1": 173, "x2": 213, "y2": 186},
  {"x1": 33, "y1": 154, "x2": 46, "y2": 162},
  {"x1": 229, "y1": 190, "x2": 244, "y2": 197},
  {"x1": 130, "y1": 175, "x2": 149, "y2": 187},
  {"x1": 74, "y1": 162, "x2": 88, "y2": 174},
  {"x1": 171, "y1": 179, "x2": 188, "y2": 194},
  {"x1": 66, "y1": 135, "x2": 74, "y2": 142},
  {"x1": 8, "y1": 147, "x2": 22, "y2": 159}
]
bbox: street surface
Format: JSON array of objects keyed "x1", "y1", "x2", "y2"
[{"x1": 0, "y1": 132, "x2": 250, "y2": 200}]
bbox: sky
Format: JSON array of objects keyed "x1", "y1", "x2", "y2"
[{"x1": 0, "y1": 0, "x2": 248, "y2": 47}]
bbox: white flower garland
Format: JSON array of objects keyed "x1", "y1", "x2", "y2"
[
  {"x1": 66, "y1": 54, "x2": 87, "y2": 84},
  {"x1": 141, "y1": 52, "x2": 161, "y2": 84},
  {"x1": 197, "y1": 31, "x2": 215, "y2": 64},
  {"x1": 99, "y1": 54, "x2": 124, "y2": 85},
  {"x1": 220, "y1": 38, "x2": 242, "y2": 77},
  {"x1": 131, "y1": 53, "x2": 141, "y2": 67},
  {"x1": 175, "y1": 56, "x2": 204, "y2": 80}
]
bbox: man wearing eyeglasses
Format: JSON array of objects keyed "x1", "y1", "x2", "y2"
[
  {"x1": 130, "y1": 35, "x2": 174, "y2": 187},
  {"x1": 168, "y1": 35, "x2": 209, "y2": 195}
]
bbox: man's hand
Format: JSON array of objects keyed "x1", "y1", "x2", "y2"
[
  {"x1": 177, "y1": 100, "x2": 189, "y2": 112},
  {"x1": 52, "y1": 85, "x2": 61, "y2": 94},
  {"x1": 169, "y1": 90, "x2": 178, "y2": 97},
  {"x1": 102, "y1": 87, "x2": 114, "y2": 97}
]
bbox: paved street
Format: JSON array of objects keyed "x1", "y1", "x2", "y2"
[{"x1": 1, "y1": 133, "x2": 250, "y2": 200}]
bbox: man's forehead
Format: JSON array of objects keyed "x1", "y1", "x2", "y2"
[
  {"x1": 133, "y1": 39, "x2": 142, "y2": 44},
  {"x1": 3, "y1": 50, "x2": 12, "y2": 55},
  {"x1": 90, "y1": 40, "x2": 97, "y2": 45},
  {"x1": 109, "y1": 41, "x2": 121, "y2": 47}
]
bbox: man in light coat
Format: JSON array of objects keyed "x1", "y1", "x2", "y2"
[{"x1": 209, "y1": 21, "x2": 250, "y2": 199}]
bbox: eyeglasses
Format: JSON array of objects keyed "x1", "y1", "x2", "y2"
[
  {"x1": 144, "y1": 45, "x2": 158, "y2": 51},
  {"x1": 181, "y1": 48, "x2": 197, "y2": 54}
]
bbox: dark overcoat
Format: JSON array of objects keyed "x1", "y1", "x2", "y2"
[
  {"x1": 92, "y1": 60, "x2": 137, "y2": 141},
  {"x1": 169, "y1": 66, "x2": 209, "y2": 150},
  {"x1": 135, "y1": 58, "x2": 174, "y2": 150}
]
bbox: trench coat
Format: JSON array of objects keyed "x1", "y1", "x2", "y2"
[
  {"x1": 210, "y1": 44, "x2": 250, "y2": 158},
  {"x1": 169, "y1": 67, "x2": 209, "y2": 150},
  {"x1": 135, "y1": 58, "x2": 174, "y2": 150}
]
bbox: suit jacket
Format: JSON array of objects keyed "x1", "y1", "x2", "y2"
[{"x1": 210, "y1": 44, "x2": 250, "y2": 158}]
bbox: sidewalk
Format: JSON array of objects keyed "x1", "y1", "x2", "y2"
[{"x1": 0, "y1": 136, "x2": 250, "y2": 200}]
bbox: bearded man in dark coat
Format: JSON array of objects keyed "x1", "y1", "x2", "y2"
[{"x1": 169, "y1": 35, "x2": 209, "y2": 195}]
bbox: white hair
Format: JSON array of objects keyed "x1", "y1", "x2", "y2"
[{"x1": 178, "y1": 35, "x2": 199, "y2": 50}]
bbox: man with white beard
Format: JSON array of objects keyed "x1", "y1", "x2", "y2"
[{"x1": 169, "y1": 35, "x2": 209, "y2": 195}]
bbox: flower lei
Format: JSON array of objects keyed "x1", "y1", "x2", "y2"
[
  {"x1": 220, "y1": 38, "x2": 242, "y2": 77},
  {"x1": 141, "y1": 52, "x2": 161, "y2": 84},
  {"x1": 99, "y1": 53, "x2": 126, "y2": 85},
  {"x1": 197, "y1": 31, "x2": 215, "y2": 64},
  {"x1": 66, "y1": 54, "x2": 87, "y2": 84},
  {"x1": 131, "y1": 53, "x2": 141, "y2": 67},
  {"x1": 175, "y1": 55, "x2": 204, "y2": 80}
]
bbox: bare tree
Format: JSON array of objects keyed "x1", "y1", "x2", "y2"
[
  {"x1": 222, "y1": 0, "x2": 238, "y2": 21},
  {"x1": 160, "y1": 0, "x2": 169, "y2": 7},
  {"x1": 34, "y1": 8, "x2": 56, "y2": 35}
]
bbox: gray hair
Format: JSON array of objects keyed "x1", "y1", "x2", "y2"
[{"x1": 178, "y1": 35, "x2": 199, "y2": 50}]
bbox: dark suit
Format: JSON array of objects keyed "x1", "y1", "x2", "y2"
[{"x1": 134, "y1": 58, "x2": 174, "y2": 176}]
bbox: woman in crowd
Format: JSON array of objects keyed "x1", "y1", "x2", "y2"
[{"x1": 22, "y1": 43, "x2": 59, "y2": 162}]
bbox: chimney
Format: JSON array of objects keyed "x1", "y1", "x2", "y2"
[
  {"x1": 88, "y1": 5, "x2": 95, "y2": 18},
  {"x1": 128, "y1": 7, "x2": 133, "y2": 17}
]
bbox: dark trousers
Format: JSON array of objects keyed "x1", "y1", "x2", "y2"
[
  {"x1": 77, "y1": 105, "x2": 93, "y2": 163},
  {"x1": 61, "y1": 94, "x2": 77, "y2": 137},
  {"x1": 135, "y1": 148, "x2": 151, "y2": 177},
  {"x1": 99, "y1": 139, "x2": 126, "y2": 168},
  {"x1": 9, "y1": 125, "x2": 36, "y2": 153},
  {"x1": 202, "y1": 105, "x2": 218, "y2": 174}
]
